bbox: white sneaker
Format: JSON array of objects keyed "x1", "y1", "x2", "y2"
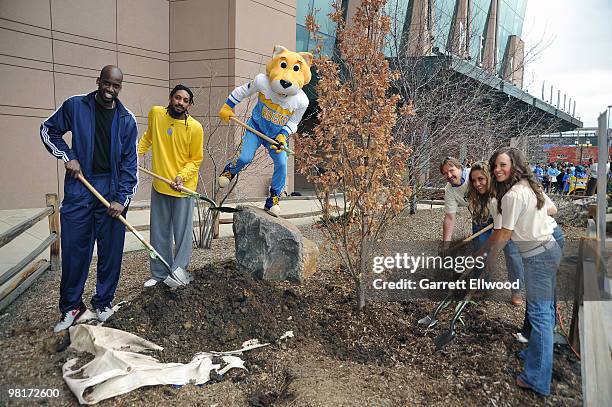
[
  {"x1": 53, "y1": 306, "x2": 86, "y2": 333},
  {"x1": 513, "y1": 332, "x2": 529, "y2": 344},
  {"x1": 144, "y1": 278, "x2": 158, "y2": 288},
  {"x1": 95, "y1": 306, "x2": 114, "y2": 322}
]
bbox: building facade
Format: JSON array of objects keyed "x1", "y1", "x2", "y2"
[
  {"x1": 0, "y1": 0, "x2": 578, "y2": 209},
  {"x1": 0, "y1": 0, "x2": 296, "y2": 210}
]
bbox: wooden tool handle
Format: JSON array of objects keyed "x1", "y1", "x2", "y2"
[
  {"x1": 77, "y1": 174, "x2": 153, "y2": 250},
  {"x1": 230, "y1": 117, "x2": 295, "y2": 155},
  {"x1": 138, "y1": 166, "x2": 198, "y2": 196},
  {"x1": 447, "y1": 223, "x2": 494, "y2": 253}
]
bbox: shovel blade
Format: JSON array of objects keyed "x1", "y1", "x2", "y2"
[
  {"x1": 163, "y1": 275, "x2": 183, "y2": 288},
  {"x1": 417, "y1": 315, "x2": 439, "y2": 328},
  {"x1": 163, "y1": 268, "x2": 193, "y2": 288},
  {"x1": 209, "y1": 206, "x2": 241, "y2": 213},
  {"x1": 172, "y1": 267, "x2": 193, "y2": 285},
  {"x1": 417, "y1": 315, "x2": 432, "y2": 325},
  {"x1": 434, "y1": 329, "x2": 456, "y2": 351}
]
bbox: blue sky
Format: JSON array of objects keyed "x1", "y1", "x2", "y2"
[{"x1": 523, "y1": 0, "x2": 612, "y2": 127}]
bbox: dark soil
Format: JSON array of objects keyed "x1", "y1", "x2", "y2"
[
  {"x1": 106, "y1": 257, "x2": 581, "y2": 407},
  {"x1": 106, "y1": 260, "x2": 306, "y2": 362},
  {"x1": 0, "y1": 208, "x2": 584, "y2": 406}
]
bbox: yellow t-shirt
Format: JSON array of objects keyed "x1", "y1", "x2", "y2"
[{"x1": 138, "y1": 106, "x2": 204, "y2": 197}]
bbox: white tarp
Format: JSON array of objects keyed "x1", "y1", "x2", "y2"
[{"x1": 62, "y1": 324, "x2": 269, "y2": 404}]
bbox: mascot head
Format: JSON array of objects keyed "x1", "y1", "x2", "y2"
[{"x1": 266, "y1": 45, "x2": 313, "y2": 96}]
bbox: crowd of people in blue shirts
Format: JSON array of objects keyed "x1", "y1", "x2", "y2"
[{"x1": 532, "y1": 161, "x2": 590, "y2": 195}]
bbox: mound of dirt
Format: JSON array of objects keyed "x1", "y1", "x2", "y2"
[
  {"x1": 105, "y1": 259, "x2": 581, "y2": 406},
  {"x1": 106, "y1": 260, "x2": 305, "y2": 362}
]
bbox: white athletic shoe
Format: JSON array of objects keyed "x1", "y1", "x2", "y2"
[
  {"x1": 53, "y1": 305, "x2": 86, "y2": 333},
  {"x1": 513, "y1": 332, "x2": 529, "y2": 344},
  {"x1": 95, "y1": 306, "x2": 114, "y2": 322},
  {"x1": 144, "y1": 278, "x2": 158, "y2": 288},
  {"x1": 267, "y1": 204, "x2": 281, "y2": 217}
]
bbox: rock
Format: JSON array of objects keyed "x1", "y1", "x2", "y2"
[
  {"x1": 233, "y1": 205, "x2": 319, "y2": 283},
  {"x1": 43, "y1": 331, "x2": 70, "y2": 353}
]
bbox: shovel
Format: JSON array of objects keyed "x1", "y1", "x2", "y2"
[
  {"x1": 138, "y1": 167, "x2": 240, "y2": 213},
  {"x1": 77, "y1": 174, "x2": 192, "y2": 287},
  {"x1": 417, "y1": 224, "x2": 493, "y2": 327},
  {"x1": 433, "y1": 266, "x2": 486, "y2": 351},
  {"x1": 230, "y1": 117, "x2": 295, "y2": 155}
]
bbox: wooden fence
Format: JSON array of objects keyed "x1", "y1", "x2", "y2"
[
  {"x1": 568, "y1": 222, "x2": 612, "y2": 406},
  {"x1": 0, "y1": 193, "x2": 59, "y2": 311}
]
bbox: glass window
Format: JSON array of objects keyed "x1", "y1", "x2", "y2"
[
  {"x1": 470, "y1": 6, "x2": 488, "y2": 38},
  {"x1": 515, "y1": 0, "x2": 528, "y2": 17},
  {"x1": 512, "y1": 14, "x2": 524, "y2": 35},
  {"x1": 295, "y1": 0, "x2": 338, "y2": 56},
  {"x1": 296, "y1": 0, "x2": 314, "y2": 26},
  {"x1": 384, "y1": 0, "x2": 410, "y2": 57},
  {"x1": 433, "y1": 1, "x2": 453, "y2": 51},
  {"x1": 473, "y1": 0, "x2": 492, "y2": 14},
  {"x1": 296, "y1": 24, "x2": 311, "y2": 53},
  {"x1": 436, "y1": 0, "x2": 457, "y2": 18},
  {"x1": 497, "y1": 0, "x2": 509, "y2": 30},
  {"x1": 312, "y1": 0, "x2": 338, "y2": 36}
]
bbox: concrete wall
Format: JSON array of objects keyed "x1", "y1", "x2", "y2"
[
  {"x1": 0, "y1": 0, "x2": 297, "y2": 209},
  {"x1": 0, "y1": 0, "x2": 169, "y2": 209}
]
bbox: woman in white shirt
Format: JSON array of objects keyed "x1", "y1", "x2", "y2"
[{"x1": 485, "y1": 147, "x2": 561, "y2": 396}]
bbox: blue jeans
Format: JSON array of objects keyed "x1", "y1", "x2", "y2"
[
  {"x1": 504, "y1": 240, "x2": 524, "y2": 293},
  {"x1": 506, "y1": 226, "x2": 565, "y2": 294},
  {"x1": 518, "y1": 242, "x2": 562, "y2": 396},
  {"x1": 471, "y1": 221, "x2": 492, "y2": 251},
  {"x1": 520, "y1": 226, "x2": 565, "y2": 336}
]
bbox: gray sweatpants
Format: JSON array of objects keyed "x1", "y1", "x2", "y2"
[{"x1": 149, "y1": 188, "x2": 194, "y2": 280}]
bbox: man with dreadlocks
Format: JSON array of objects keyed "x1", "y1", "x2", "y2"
[{"x1": 138, "y1": 84, "x2": 203, "y2": 287}]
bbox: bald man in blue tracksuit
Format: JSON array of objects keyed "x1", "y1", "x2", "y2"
[{"x1": 40, "y1": 66, "x2": 138, "y2": 332}]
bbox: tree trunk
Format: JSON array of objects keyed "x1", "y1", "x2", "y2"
[
  {"x1": 357, "y1": 281, "x2": 366, "y2": 311},
  {"x1": 409, "y1": 191, "x2": 417, "y2": 214},
  {"x1": 201, "y1": 209, "x2": 216, "y2": 249}
]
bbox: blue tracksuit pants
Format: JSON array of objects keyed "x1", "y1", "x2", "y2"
[
  {"x1": 59, "y1": 174, "x2": 126, "y2": 313},
  {"x1": 226, "y1": 129, "x2": 288, "y2": 195}
]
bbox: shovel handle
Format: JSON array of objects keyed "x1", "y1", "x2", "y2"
[
  {"x1": 76, "y1": 174, "x2": 171, "y2": 270},
  {"x1": 139, "y1": 166, "x2": 197, "y2": 196},
  {"x1": 446, "y1": 223, "x2": 493, "y2": 254},
  {"x1": 230, "y1": 117, "x2": 295, "y2": 155},
  {"x1": 138, "y1": 166, "x2": 218, "y2": 207}
]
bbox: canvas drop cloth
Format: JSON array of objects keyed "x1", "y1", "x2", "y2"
[{"x1": 63, "y1": 324, "x2": 272, "y2": 404}]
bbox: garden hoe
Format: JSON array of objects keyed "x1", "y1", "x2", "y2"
[
  {"x1": 433, "y1": 266, "x2": 486, "y2": 351},
  {"x1": 77, "y1": 174, "x2": 192, "y2": 287},
  {"x1": 417, "y1": 224, "x2": 493, "y2": 328},
  {"x1": 138, "y1": 166, "x2": 241, "y2": 213}
]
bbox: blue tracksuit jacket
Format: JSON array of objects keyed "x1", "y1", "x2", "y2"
[{"x1": 40, "y1": 91, "x2": 138, "y2": 206}]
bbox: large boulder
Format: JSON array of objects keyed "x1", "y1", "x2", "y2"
[{"x1": 233, "y1": 205, "x2": 318, "y2": 283}]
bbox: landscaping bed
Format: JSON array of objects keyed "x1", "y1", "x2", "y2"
[{"x1": 0, "y1": 208, "x2": 583, "y2": 406}]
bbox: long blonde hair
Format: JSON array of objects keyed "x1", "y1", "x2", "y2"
[{"x1": 466, "y1": 161, "x2": 491, "y2": 224}]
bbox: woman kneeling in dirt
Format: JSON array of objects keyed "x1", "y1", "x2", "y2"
[{"x1": 481, "y1": 147, "x2": 561, "y2": 396}]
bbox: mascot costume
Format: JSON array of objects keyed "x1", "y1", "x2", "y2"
[{"x1": 218, "y1": 45, "x2": 313, "y2": 216}]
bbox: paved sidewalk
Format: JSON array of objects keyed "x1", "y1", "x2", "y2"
[{"x1": 0, "y1": 196, "x2": 443, "y2": 277}]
